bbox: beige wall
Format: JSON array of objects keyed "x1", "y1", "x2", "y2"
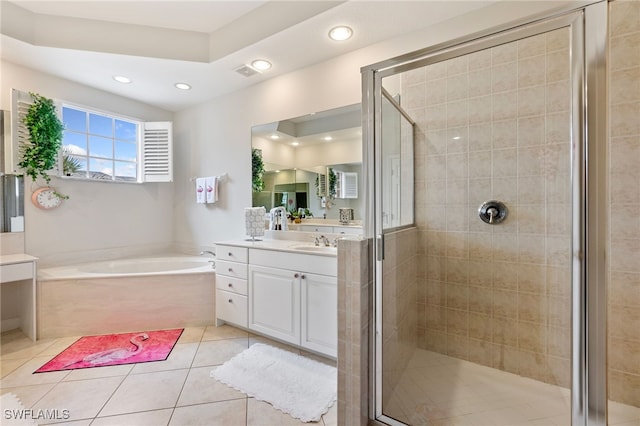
[
  {"x1": 337, "y1": 237, "x2": 371, "y2": 426},
  {"x1": 0, "y1": 60, "x2": 174, "y2": 266},
  {"x1": 407, "y1": 27, "x2": 573, "y2": 387},
  {"x1": 380, "y1": 228, "x2": 418, "y2": 417},
  {"x1": 608, "y1": 0, "x2": 640, "y2": 407},
  {"x1": 398, "y1": 0, "x2": 639, "y2": 409},
  {"x1": 171, "y1": 1, "x2": 582, "y2": 253}
]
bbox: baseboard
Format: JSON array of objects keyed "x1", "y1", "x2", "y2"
[{"x1": 1, "y1": 317, "x2": 21, "y2": 333}]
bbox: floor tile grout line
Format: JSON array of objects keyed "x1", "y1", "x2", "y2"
[{"x1": 85, "y1": 370, "x2": 129, "y2": 422}]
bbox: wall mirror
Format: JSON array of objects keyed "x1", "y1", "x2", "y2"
[
  {"x1": 251, "y1": 104, "x2": 363, "y2": 221},
  {"x1": 0, "y1": 110, "x2": 25, "y2": 233}
]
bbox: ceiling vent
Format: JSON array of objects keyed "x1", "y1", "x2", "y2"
[{"x1": 234, "y1": 64, "x2": 260, "y2": 77}]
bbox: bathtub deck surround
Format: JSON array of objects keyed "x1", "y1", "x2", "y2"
[
  {"x1": 215, "y1": 232, "x2": 342, "y2": 358},
  {"x1": 36, "y1": 255, "x2": 214, "y2": 339}
]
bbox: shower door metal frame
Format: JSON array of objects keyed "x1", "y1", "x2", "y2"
[{"x1": 362, "y1": 2, "x2": 607, "y2": 425}]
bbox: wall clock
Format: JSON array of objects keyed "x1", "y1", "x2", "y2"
[{"x1": 31, "y1": 187, "x2": 63, "y2": 210}]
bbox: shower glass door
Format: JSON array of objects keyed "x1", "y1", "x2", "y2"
[{"x1": 365, "y1": 4, "x2": 607, "y2": 424}]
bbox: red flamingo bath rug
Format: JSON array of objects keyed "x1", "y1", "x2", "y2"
[{"x1": 34, "y1": 329, "x2": 183, "y2": 373}]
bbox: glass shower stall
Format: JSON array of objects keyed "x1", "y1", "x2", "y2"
[{"x1": 361, "y1": 1, "x2": 639, "y2": 424}]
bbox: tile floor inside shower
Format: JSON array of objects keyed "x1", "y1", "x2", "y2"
[
  {"x1": 0, "y1": 325, "x2": 337, "y2": 426},
  {"x1": 384, "y1": 349, "x2": 640, "y2": 426}
]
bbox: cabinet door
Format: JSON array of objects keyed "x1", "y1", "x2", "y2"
[
  {"x1": 248, "y1": 265, "x2": 300, "y2": 345},
  {"x1": 301, "y1": 272, "x2": 337, "y2": 357}
]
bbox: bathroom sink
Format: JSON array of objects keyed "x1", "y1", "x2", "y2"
[{"x1": 289, "y1": 245, "x2": 337, "y2": 254}]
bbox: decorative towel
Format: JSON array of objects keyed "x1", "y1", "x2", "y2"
[
  {"x1": 245, "y1": 207, "x2": 266, "y2": 239},
  {"x1": 269, "y1": 207, "x2": 288, "y2": 230},
  {"x1": 206, "y1": 176, "x2": 218, "y2": 204},
  {"x1": 196, "y1": 178, "x2": 206, "y2": 204},
  {"x1": 269, "y1": 207, "x2": 276, "y2": 230}
]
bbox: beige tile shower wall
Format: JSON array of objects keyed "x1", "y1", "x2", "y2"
[
  {"x1": 608, "y1": 0, "x2": 640, "y2": 408},
  {"x1": 404, "y1": 27, "x2": 572, "y2": 387},
  {"x1": 337, "y1": 237, "x2": 371, "y2": 426},
  {"x1": 380, "y1": 228, "x2": 418, "y2": 410}
]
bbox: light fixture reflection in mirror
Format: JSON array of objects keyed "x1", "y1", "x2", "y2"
[{"x1": 251, "y1": 104, "x2": 363, "y2": 221}]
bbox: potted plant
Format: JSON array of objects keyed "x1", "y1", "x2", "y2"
[
  {"x1": 18, "y1": 92, "x2": 64, "y2": 184},
  {"x1": 328, "y1": 168, "x2": 337, "y2": 199},
  {"x1": 252, "y1": 148, "x2": 265, "y2": 192}
]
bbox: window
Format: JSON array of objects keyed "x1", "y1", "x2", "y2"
[
  {"x1": 62, "y1": 106, "x2": 139, "y2": 182},
  {"x1": 11, "y1": 89, "x2": 173, "y2": 183}
]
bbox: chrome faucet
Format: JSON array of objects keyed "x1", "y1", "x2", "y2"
[
  {"x1": 200, "y1": 250, "x2": 216, "y2": 268},
  {"x1": 319, "y1": 235, "x2": 330, "y2": 247}
]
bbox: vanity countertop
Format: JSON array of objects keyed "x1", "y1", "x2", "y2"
[
  {"x1": 290, "y1": 219, "x2": 362, "y2": 229},
  {"x1": 0, "y1": 253, "x2": 38, "y2": 266},
  {"x1": 216, "y1": 237, "x2": 339, "y2": 257}
]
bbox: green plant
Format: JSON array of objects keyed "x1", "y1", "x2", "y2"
[
  {"x1": 18, "y1": 92, "x2": 64, "y2": 184},
  {"x1": 62, "y1": 146, "x2": 82, "y2": 176},
  {"x1": 328, "y1": 168, "x2": 337, "y2": 199},
  {"x1": 252, "y1": 148, "x2": 265, "y2": 192}
]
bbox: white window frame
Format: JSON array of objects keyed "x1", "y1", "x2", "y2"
[
  {"x1": 59, "y1": 101, "x2": 142, "y2": 183},
  {"x1": 11, "y1": 89, "x2": 173, "y2": 184}
]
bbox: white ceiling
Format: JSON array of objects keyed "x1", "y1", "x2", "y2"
[{"x1": 1, "y1": 1, "x2": 496, "y2": 112}]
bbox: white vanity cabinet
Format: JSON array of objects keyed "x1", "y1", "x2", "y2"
[
  {"x1": 248, "y1": 248, "x2": 337, "y2": 357},
  {"x1": 0, "y1": 254, "x2": 37, "y2": 341},
  {"x1": 248, "y1": 265, "x2": 300, "y2": 345},
  {"x1": 298, "y1": 225, "x2": 334, "y2": 234},
  {"x1": 215, "y1": 245, "x2": 248, "y2": 328},
  {"x1": 297, "y1": 224, "x2": 361, "y2": 235},
  {"x1": 300, "y1": 272, "x2": 337, "y2": 356}
]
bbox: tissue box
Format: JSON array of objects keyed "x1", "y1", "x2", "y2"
[{"x1": 245, "y1": 207, "x2": 266, "y2": 239}]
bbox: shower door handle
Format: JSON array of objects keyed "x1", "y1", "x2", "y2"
[{"x1": 376, "y1": 234, "x2": 385, "y2": 261}]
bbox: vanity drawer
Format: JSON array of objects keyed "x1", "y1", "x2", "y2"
[
  {"x1": 216, "y1": 289, "x2": 247, "y2": 327},
  {"x1": 216, "y1": 276, "x2": 247, "y2": 296},
  {"x1": 300, "y1": 225, "x2": 334, "y2": 233},
  {"x1": 216, "y1": 245, "x2": 248, "y2": 263},
  {"x1": 0, "y1": 262, "x2": 34, "y2": 283},
  {"x1": 216, "y1": 260, "x2": 248, "y2": 280}
]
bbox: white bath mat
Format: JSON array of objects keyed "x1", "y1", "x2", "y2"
[
  {"x1": 210, "y1": 343, "x2": 337, "y2": 422},
  {"x1": 0, "y1": 393, "x2": 37, "y2": 425}
]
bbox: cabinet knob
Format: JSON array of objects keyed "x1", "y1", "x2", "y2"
[
  {"x1": 228, "y1": 283, "x2": 233, "y2": 287},
  {"x1": 228, "y1": 268, "x2": 233, "y2": 272},
  {"x1": 301, "y1": 274, "x2": 306, "y2": 280},
  {"x1": 228, "y1": 252, "x2": 233, "y2": 256},
  {"x1": 294, "y1": 273, "x2": 300, "y2": 278},
  {"x1": 228, "y1": 299, "x2": 233, "y2": 303}
]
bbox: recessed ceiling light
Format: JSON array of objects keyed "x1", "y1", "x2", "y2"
[
  {"x1": 329, "y1": 26, "x2": 353, "y2": 41},
  {"x1": 270, "y1": 134, "x2": 280, "y2": 140},
  {"x1": 175, "y1": 83, "x2": 191, "y2": 90},
  {"x1": 113, "y1": 75, "x2": 131, "y2": 84},
  {"x1": 323, "y1": 136, "x2": 333, "y2": 141},
  {"x1": 291, "y1": 141, "x2": 300, "y2": 146},
  {"x1": 452, "y1": 136, "x2": 461, "y2": 140},
  {"x1": 275, "y1": 170, "x2": 281, "y2": 173},
  {"x1": 251, "y1": 59, "x2": 272, "y2": 71}
]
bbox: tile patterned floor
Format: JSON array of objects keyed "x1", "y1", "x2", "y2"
[
  {"x1": 384, "y1": 349, "x2": 640, "y2": 426},
  {"x1": 0, "y1": 325, "x2": 337, "y2": 426}
]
